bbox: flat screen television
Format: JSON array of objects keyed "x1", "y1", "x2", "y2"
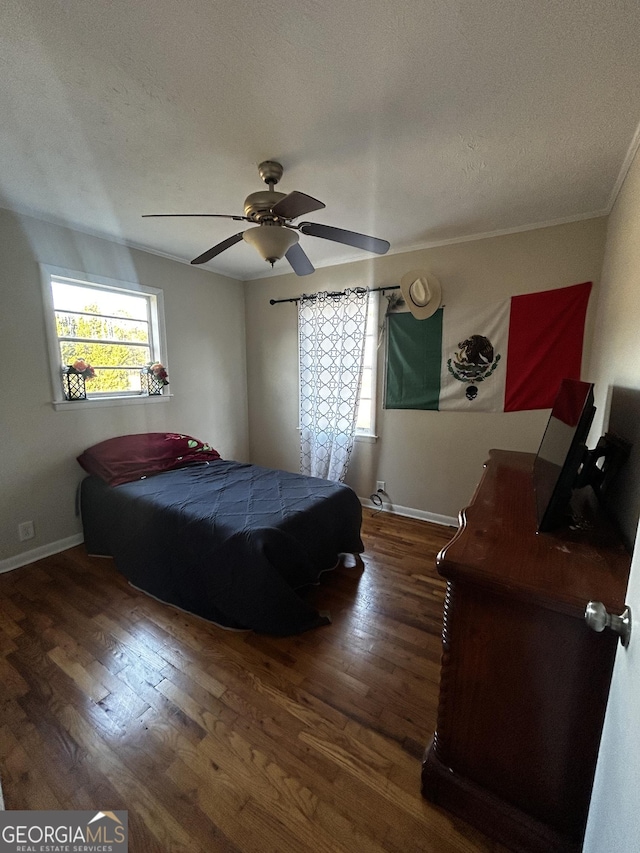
[{"x1": 533, "y1": 378, "x2": 596, "y2": 532}]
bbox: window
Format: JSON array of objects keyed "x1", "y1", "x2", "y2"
[
  {"x1": 41, "y1": 266, "x2": 167, "y2": 405},
  {"x1": 355, "y1": 292, "x2": 379, "y2": 437}
]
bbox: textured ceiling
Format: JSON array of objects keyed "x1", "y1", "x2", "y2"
[{"x1": 2, "y1": 0, "x2": 640, "y2": 280}]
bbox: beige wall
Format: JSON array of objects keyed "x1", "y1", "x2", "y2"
[
  {"x1": 587, "y1": 151, "x2": 640, "y2": 426},
  {"x1": 583, "y1": 147, "x2": 640, "y2": 851},
  {"x1": 245, "y1": 218, "x2": 607, "y2": 520},
  {"x1": 0, "y1": 209, "x2": 248, "y2": 565}
]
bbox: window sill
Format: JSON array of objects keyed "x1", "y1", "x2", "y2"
[
  {"x1": 52, "y1": 394, "x2": 173, "y2": 411},
  {"x1": 295, "y1": 428, "x2": 378, "y2": 443}
]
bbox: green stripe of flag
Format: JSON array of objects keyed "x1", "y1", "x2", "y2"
[{"x1": 385, "y1": 311, "x2": 443, "y2": 409}]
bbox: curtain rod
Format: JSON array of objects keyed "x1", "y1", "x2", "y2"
[{"x1": 269, "y1": 284, "x2": 400, "y2": 306}]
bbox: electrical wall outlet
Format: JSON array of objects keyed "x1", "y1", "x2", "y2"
[
  {"x1": 376, "y1": 481, "x2": 386, "y2": 493},
  {"x1": 18, "y1": 520, "x2": 35, "y2": 542}
]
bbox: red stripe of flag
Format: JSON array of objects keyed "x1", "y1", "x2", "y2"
[{"x1": 504, "y1": 281, "x2": 592, "y2": 412}]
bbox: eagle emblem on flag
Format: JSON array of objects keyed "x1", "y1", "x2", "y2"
[{"x1": 447, "y1": 334, "x2": 501, "y2": 400}]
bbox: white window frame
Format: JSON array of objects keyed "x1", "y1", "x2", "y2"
[
  {"x1": 40, "y1": 264, "x2": 169, "y2": 410},
  {"x1": 355, "y1": 291, "x2": 379, "y2": 440}
]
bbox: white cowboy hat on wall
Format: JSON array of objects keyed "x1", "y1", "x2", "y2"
[{"x1": 400, "y1": 270, "x2": 442, "y2": 320}]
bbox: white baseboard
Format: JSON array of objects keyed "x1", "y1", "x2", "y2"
[
  {"x1": 0, "y1": 534, "x2": 84, "y2": 574},
  {"x1": 0, "y1": 501, "x2": 457, "y2": 576},
  {"x1": 359, "y1": 497, "x2": 458, "y2": 528}
]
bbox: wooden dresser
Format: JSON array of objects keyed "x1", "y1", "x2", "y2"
[{"x1": 422, "y1": 450, "x2": 630, "y2": 853}]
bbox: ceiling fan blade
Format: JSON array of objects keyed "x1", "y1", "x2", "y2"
[
  {"x1": 299, "y1": 222, "x2": 390, "y2": 255},
  {"x1": 272, "y1": 191, "x2": 326, "y2": 220},
  {"x1": 143, "y1": 213, "x2": 248, "y2": 221},
  {"x1": 285, "y1": 242, "x2": 315, "y2": 276},
  {"x1": 191, "y1": 232, "x2": 245, "y2": 265}
]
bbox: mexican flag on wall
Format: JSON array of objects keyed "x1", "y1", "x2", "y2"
[{"x1": 385, "y1": 281, "x2": 592, "y2": 412}]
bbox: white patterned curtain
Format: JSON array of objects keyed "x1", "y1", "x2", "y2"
[{"x1": 299, "y1": 289, "x2": 369, "y2": 482}]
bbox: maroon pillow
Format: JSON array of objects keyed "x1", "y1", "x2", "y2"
[{"x1": 77, "y1": 432, "x2": 221, "y2": 485}]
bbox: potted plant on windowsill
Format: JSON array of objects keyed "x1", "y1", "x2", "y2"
[
  {"x1": 141, "y1": 361, "x2": 169, "y2": 395},
  {"x1": 62, "y1": 359, "x2": 95, "y2": 400}
]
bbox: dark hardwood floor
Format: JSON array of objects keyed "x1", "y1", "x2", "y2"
[{"x1": 0, "y1": 510, "x2": 511, "y2": 852}]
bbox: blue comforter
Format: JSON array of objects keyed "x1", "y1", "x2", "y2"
[{"x1": 80, "y1": 460, "x2": 363, "y2": 635}]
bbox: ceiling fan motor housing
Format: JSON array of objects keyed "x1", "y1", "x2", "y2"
[
  {"x1": 244, "y1": 161, "x2": 289, "y2": 222},
  {"x1": 243, "y1": 190, "x2": 287, "y2": 222}
]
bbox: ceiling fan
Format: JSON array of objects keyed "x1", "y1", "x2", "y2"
[{"x1": 143, "y1": 160, "x2": 390, "y2": 276}]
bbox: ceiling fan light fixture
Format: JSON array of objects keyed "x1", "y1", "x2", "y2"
[{"x1": 243, "y1": 224, "x2": 298, "y2": 266}]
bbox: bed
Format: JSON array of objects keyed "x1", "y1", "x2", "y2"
[{"x1": 77, "y1": 433, "x2": 364, "y2": 635}]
